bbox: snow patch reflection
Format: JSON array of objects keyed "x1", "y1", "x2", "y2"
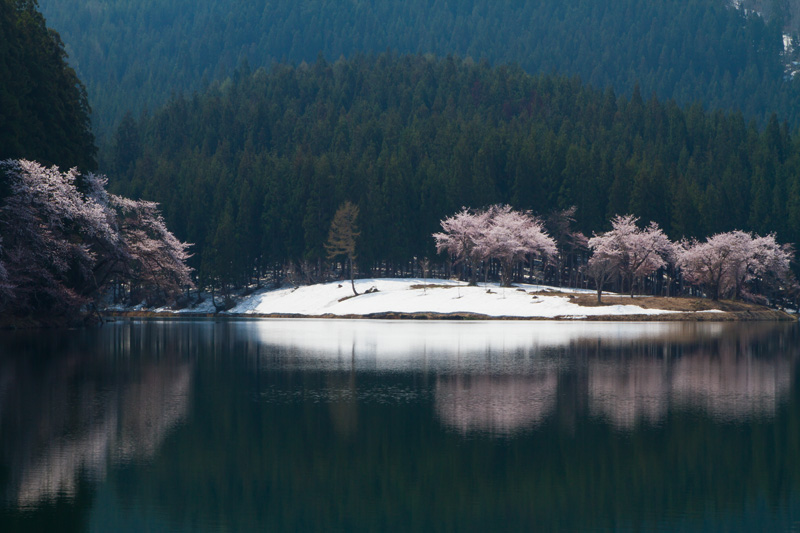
[
  {"x1": 248, "y1": 319, "x2": 683, "y2": 370},
  {"x1": 248, "y1": 320, "x2": 797, "y2": 434}
]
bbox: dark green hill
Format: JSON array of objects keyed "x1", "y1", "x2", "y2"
[
  {"x1": 0, "y1": 0, "x2": 95, "y2": 171},
  {"x1": 38, "y1": 0, "x2": 796, "y2": 141},
  {"x1": 109, "y1": 54, "x2": 800, "y2": 286}
]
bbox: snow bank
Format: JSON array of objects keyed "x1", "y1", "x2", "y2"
[{"x1": 226, "y1": 278, "x2": 677, "y2": 318}]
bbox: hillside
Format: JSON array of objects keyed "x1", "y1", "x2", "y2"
[
  {"x1": 37, "y1": 0, "x2": 797, "y2": 140},
  {"x1": 107, "y1": 54, "x2": 800, "y2": 286},
  {"x1": 0, "y1": 0, "x2": 95, "y2": 171},
  {"x1": 0, "y1": 2, "x2": 193, "y2": 326}
]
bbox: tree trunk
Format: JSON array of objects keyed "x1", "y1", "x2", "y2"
[
  {"x1": 501, "y1": 261, "x2": 512, "y2": 287},
  {"x1": 349, "y1": 256, "x2": 358, "y2": 296},
  {"x1": 467, "y1": 259, "x2": 478, "y2": 286}
]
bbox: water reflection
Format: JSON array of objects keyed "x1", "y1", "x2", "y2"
[
  {"x1": 589, "y1": 327, "x2": 795, "y2": 428},
  {"x1": 249, "y1": 319, "x2": 701, "y2": 368},
  {"x1": 0, "y1": 319, "x2": 798, "y2": 532},
  {"x1": 434, "y1": 374, "x2": 558, "y2": 434},
  {"x1": 587, "y1": 354, "x2": 792, "y2": 429},
  {"x1": 589, "y1": 358, "x2": 671, "y2": 429},
  {"x1": 0, "y1": 331, "x2": 192, "y2": 508},
  {"x1": 671, "y1": 350, "x2": 792, "y2": 421},
  {"x1": 246, "y1": 320, "x2": 798, "y2": 433}
]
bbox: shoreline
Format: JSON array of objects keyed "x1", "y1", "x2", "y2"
[
  {"x1": 100, "y1": 278, "x2": 799, "y2": 323},
  {"x1": 2, "y1": 306, "x2": 794, "y2": 331},
  {"x1": 103, "y1": 308, "x2": 796, "y2": 322},
  {"x1": 6, "y1": 278, "x2": 797, "y2": 329}
]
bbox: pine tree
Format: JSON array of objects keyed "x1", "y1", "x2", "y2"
[{"x1": 325, "y1": 201, "x2": 360, "y2": 295}]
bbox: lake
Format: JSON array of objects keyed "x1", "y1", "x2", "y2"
[{"x1": 1, "y1": 319, "x2": 799, "y2": 532}]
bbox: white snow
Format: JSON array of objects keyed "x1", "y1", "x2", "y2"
[
  {"x1": 225, "y1": 278, "x2": 678, "y2": 318},
  {"x1": 155, "y1": 298, "x2": 217, "y2": 314}
]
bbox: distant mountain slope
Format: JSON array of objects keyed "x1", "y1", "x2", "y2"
[{"x1": 38, "y1": 0, "x2": 797, "y2": 141}]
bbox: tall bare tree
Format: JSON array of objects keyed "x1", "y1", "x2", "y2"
[{"x1": 325, "y1": 201, "x2": 360, "y2": 295}]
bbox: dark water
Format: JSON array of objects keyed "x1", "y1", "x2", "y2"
[{"x1": 1, "y1": 319, "x2": 800, "y2": 532}]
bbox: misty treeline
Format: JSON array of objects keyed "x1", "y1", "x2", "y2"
[
  {"x1": 108, "y1": 54, "x2": 800, "y2": 296},
  {"x1": 0, "y1": 160, "x2": 192, "y2": 324},
  {"x1": 38, "y1": 0, "x2": 797, "y2": 139}
]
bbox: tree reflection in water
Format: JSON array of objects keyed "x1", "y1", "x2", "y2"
[
  {"x1": 0, "y1": 327, "x2": 192, "y2": 508},
  {"x1": 435, "y1": 374, "x2": 558, "y2": 435},
  {"x1": 429, "y1": 322, "x2": 796, "y2": 434},
  {"x1": 588, "y1": 325, "x2": 795, "y2": 429},
  {"x1": 1, "y1": 320, "x2": 798, "y2": 532}
]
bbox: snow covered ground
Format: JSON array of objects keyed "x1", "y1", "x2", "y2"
[
  {"x1": 119, "y1": 278, "x2": 688, "y2": 319},
  {"x1": 227, "y1": 278, "x2": 678, "y2": 318}
]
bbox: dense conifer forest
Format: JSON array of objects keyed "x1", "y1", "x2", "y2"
[
  {"x1": 0, "y1": 1, "x2": 191, "y2": 324},
  {"x1": 0, "y1": 0, "x2": 95, "y2": 171},
  {"x1": 108, "y1": 54, "x2": 800, "y2": 289},
  {"x1": 38, "y1": 0, "x2": 798, "y2": 140},
  {"x1": 6, "y1": 0, "x2": 800, "y2": 307}
]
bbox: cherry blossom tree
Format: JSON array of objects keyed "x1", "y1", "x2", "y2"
[
  {"x1": 588, "y1": 215, "x2": 674, "y2": 298},
  {"x1": 586, "y1": 245, "x2": 619, "y2": 303},
  {"x1": 433, "y1": 207, "x2": 491, "y2": 285},
  {"x1": 747, "y1": 236, "x2": 796, "y2": 300},
  {"x1": 108, "y1": 194, "x2": 194, "y2": 305},
  {"x1": 0, "y1": 159, "x2": 193, "y2": 319},
  {"x1": 434, "y1": 206, "x2": 557, "y2": 286},
  {"x1": 475, "y1": 205, "x2": 557, "y2": 286},
  {"x1": 678, "y1": 231, "x2": 795, "y2": 301},
  {"x1": 0, "y1": 159, "x2": 112, "y2": 316},
  {"x1": 677, "y1": 231, "x2": 746, "y2": 301}
]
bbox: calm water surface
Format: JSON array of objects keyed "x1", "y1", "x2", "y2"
[{"x1": 1, "y1": 319, "x2": 800, "y2": 531}]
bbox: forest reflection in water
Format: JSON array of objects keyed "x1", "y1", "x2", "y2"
[{"x1": 0, "y1": 319, "x2": 798, "y2": 532}]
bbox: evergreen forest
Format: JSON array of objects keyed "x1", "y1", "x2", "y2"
[
  {"x1": 108, "y1": 54, "x2": 800, "y2": 289},
  {"x1": 0, "y1": 1, "x2": 191, "y2": 323},
  {"x1": 0, "y1": 0, "x2": 95, "y2": 171},
  {"x1": 7, "y1": 0, "x2": 800, "y2": 304},
  {"x1": 37, "y1": 0, "x2": 798, "y2": 141}
]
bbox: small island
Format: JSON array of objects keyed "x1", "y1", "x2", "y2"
[
  {"x1": 104, "y1": 277, "x2": 795, "y2": 322},
  {"x1": 99, "y1": 202, "x2": 799, "y2": 323}
]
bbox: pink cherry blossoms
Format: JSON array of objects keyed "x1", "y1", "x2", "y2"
[
  {"x1": 0, "y1": 159, "x2": 193, "y2": 321},
  {"x1": 677, "y1": 231, "x2": 793, "y2": 301},
  {"x1": 107, "y1": 194, "x2": 194, "y2": 302},
  {"x1": 435, "y1": 208, "x2": 796, "y2": 304},
  {"x1": 432, "y1": 207, "x2": 490, "y2": 285},
  {"x1": 588, "y1": 215, "x2": 674, "y2": 300},
  {"x1": 434, "y1": 205, "x2": 556, "y2": 286}
]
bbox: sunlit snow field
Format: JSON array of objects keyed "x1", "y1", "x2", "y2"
[{"x1": 146, "y1": 278, "x2": 683, "y2": 318}]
